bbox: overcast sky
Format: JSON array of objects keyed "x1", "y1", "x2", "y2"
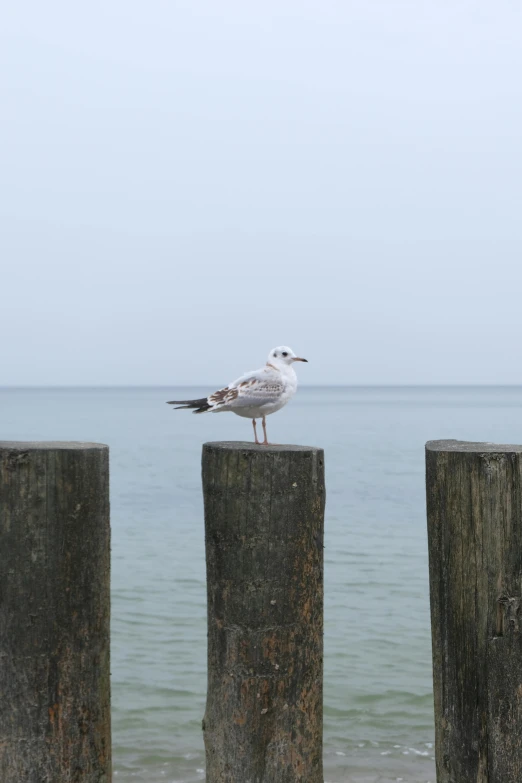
[{"x1": 1, "y1": 1, "x2": 521, "y2": 386}]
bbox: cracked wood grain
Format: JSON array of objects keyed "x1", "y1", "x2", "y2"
[{"x1": 426, "y1": 440, "x2": 522, "y2": 783}]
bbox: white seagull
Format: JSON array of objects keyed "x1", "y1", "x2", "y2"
[{"x1": 167, "y1": 346, "x2": 308, "y2": 445}]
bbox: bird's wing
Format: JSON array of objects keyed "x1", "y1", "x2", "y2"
[{"x1": 208, "y1": 365, "x2": 284, "y2": 410}]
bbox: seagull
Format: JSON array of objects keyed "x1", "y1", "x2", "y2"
[{"x1": 167, "y1": 346, "x2": 308, "y2": 445}]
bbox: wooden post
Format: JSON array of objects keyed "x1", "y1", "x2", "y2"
[
  {"x1": 426, "y1": 439, "x2": 522, "y2": 783},
  {"x1": 0, "y1": 441, "x2": 111, "y2": 783},
  {"x1": 202, "y1": 442, "x2": 325, "y2": 783}
]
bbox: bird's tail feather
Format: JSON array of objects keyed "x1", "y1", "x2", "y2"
[{"x1": 166, "y1": 397, "x2": 210, "y2": 413}]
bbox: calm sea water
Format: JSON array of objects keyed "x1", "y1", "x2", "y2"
[{"x1": 3, "y1": 385, "x2": 522, "y2": 783}]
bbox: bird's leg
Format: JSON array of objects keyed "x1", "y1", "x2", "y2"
[
  {"x1": 261, "y1": 415, "x2": 270, "y2": 446},
  {"x1": 252, "y1": 418, "x2": 261, "y2": 445}
]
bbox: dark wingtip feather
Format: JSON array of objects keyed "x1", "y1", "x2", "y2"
[{"x1": 166, "y1": 397, "x2": 210, "y2": 412}]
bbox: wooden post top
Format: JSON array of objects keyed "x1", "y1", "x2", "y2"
[
  {"x1": 203, "y1": 441, "x2": 322, "y2": 454},
  {"x1": 426, "y1": 439, "x2": 522, "y2": 454},
  {"x1": 0, "y1": 441, "x2": 108, "y2": 451}
]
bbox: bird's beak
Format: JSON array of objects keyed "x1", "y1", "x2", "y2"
[{"x1": 293, "y1": 357, "x2": 308, "y2": 362}]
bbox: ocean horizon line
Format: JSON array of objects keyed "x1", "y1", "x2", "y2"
[{"x1": 2, "y1": 384, "x2": 522, "y2": 390}]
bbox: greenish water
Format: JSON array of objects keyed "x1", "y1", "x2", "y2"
[{"x1": 4, "y1": 385, "x2": 522, "y2": 782}]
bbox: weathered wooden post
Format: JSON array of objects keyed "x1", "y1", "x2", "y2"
[
  {"x1": 426, "y1": 439, "x2": 522, "y2": 783},
  {"x1": 0, "y1": 441, "x2": 111, "y2": 783},
  {"x1": 202, "y1": 442, "x2": 325, "y2": 783}
]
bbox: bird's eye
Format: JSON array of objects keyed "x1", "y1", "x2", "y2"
[{"x1": 282, "y1": 352, "x2": 288, "y2": 357}]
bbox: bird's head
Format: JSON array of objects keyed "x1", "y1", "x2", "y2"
[{"x1": 268, "y1": 346, "x2": 308, "y2": 367}]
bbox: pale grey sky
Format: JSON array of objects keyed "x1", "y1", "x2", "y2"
[{"x1": 1, "y1": 1, "x2": 521, "y2": 386}]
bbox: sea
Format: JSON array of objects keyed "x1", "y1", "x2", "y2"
[{"x1": 3, "y1": 385, "x2": 522, "y2": 783}]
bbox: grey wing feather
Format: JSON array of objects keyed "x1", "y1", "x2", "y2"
[{"x1": 226, "y1": 368, "x2": 284, "y2": 408}]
